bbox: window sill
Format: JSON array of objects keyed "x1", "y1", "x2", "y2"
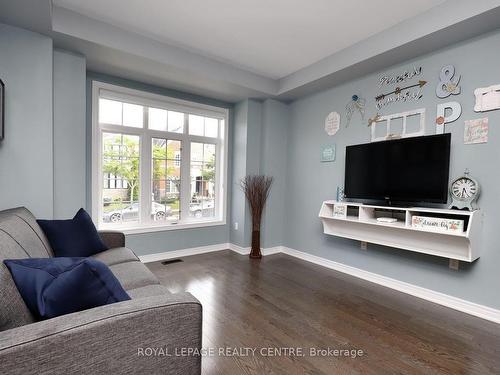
[{"x1": 98, "y1": 219, "x2": 227, "y2": 235}]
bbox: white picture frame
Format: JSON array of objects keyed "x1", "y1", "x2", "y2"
[{"x1": 370, "y1": 108, "x2": 426, "y2": 142}]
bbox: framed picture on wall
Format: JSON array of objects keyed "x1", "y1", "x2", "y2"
[{"x1": 0, "y1": 79, "x2": 4, "y2": 140}]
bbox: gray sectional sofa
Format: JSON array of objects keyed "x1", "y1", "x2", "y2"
[{"x1": 0, "y1": 207, "x2": 202, "y2": 375}]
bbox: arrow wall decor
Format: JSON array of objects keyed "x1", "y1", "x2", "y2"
[
  {"x1": 375, "y1": 80, "x2": 427, "y2": 109},
  {"x1": 375, "y1": 81, "x2": 427, "y2": 101}
]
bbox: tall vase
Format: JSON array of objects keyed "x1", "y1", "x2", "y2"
[{"x1": 249, "y1": 230, "x2": 262, "y2": 259}]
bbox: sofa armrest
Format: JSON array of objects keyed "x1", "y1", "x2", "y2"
[
  {"x1": 99, "y1": 230, "x2": 126, "y2": 248},
  {"x1": 0, "y1": 293, "x2": 202, "y2": 375}
]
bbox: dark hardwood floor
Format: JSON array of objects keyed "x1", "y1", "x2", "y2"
[{"x1": 146, "y1": 250, "x2": 500, "y2": 374}]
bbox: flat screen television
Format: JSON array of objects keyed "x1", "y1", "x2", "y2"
[{"x1": 344, "y1": 134, "x2": 451, "y2": 205}]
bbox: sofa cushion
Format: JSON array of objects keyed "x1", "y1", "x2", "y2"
[
  {"x1": 4, "y1": 257, "x2": 130, "y2": 320},
  {"x1": 91, "y1": 247, "x2": 138, "y2": 266},
  {"x1": 0, "y1": 207, "x2": 53, "y2": 258},
  {"x1": 109, "y1": 261, "x2": 160, "y2": 290},
  {"x1": 37, "y1": 208, "x2": 108, "y2": 257},
  {"x1": 127, "y1": 284, "x2": 172, "y2": 299},
  {"x1": 0, "y1": 231, "x2": 36, "y2": 332}
]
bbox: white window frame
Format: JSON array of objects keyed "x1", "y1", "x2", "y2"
[{"x1": 91, "y1": 81, "x2": 228, "y2": 234}]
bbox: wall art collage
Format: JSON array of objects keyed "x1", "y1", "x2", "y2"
[{"x1": 323, "y1": 62, "x2": 498, "y2": 149}]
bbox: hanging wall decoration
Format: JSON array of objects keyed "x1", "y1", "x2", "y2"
[
  {"x1": 370, "y1": 108, "x2": 426, "y2": 142},
  {"x1": 474, "y1": 84, "x2": 500, "y2": 112},
  {"x1": 320, "y1": 144, "x2": 336, "y2": 162},
  {"x1": 436, "y1": 65, "x2": 461, "y2": 98},
  {"x1": 345, "y1": 95, "x2": 365, "y2": 127},
  {"x1": 375, "y1": 66, "x2": 425, "y2": 110},
  {"x1": 368, "y1": 113, "x2": 381, "y2": 127},
  {"x1": 435, "y1": 101, "x2": 462, "y2": 134},
  {"x1": 375, "y1": 81, "x2": 427, "y2": 110},
  {"x1": 324, "y1": 111, "x2": 340, "y2": 136},
  {"x1": 464, "y1": 118, "x2": 488, "y2": 144}
]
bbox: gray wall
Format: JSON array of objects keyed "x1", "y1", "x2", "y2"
[
  {"x1": 53, "y1": 50, "x2": 87, "y2": 218},
  {"x1": 260, "y1": 100, "x2": 289, "y2": 248},
  {"x1": 229, "y1": 98, "x2": 289, "y2": 248},
  {"x1": 86, "y1": 72, "x2": 234, "y2": 255},
  {"x1": 285, "y1": 29, "x2": 500, "y2": 309},
  {"x1": 0, "y1": 23, "x2": 54, "y2": 218},
  {"x1": 230, "y1": 100, "x2": 250, "y2": 246}
]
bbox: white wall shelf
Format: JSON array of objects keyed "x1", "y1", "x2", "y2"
[{"x1": 319, "y1": 201, "x2": 483, "y2": 264}]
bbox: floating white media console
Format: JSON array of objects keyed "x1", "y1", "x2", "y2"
[{"x1": 319, "y1": 201, "x2": 483, "y2": 264}]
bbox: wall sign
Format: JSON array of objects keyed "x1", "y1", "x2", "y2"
[
  {"x1": 464, "y1": 118, "x2": 488, "y2": 144},
  {"x1": 474, "y1": 84, "x2": 500, "y2": 112},
  {"x1": 370, "y1": 108, "x2": 426, "y2": 142},
  {"x1": 375, "y1": 81, "x2": 426, "y2": 110},
  {"x1": 435, "y1": 101, "x2": 462, "y2": 134},
  {"x1": 320, "y1": 144, "x2": 336, "y2": 162},
  {"x1": 375, "y1": 66, "x2": 426, "y2": 110},
  {"x1": 324, "y1": 111, "x2": 340, "y2": 136},
  {"x1": 332, "y1": 204, "x2": 347, "y2": 219},
  {"x1": 379, "y1": 66, "x2": 422, "y2": 87},
  {"x1": 411, "y1": 215, "x2": 464, "y2": 234},
  {"x1": 436, "y1": 65, "x2": 461, "y2": 98},
  {"x1": 345, "y1": 95, "x2": 365, "y2": 127}
]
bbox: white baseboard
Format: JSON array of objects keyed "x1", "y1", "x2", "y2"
[
  {"x1": 229, "y1": 243, "x2": 283, "y2": 256},
  {"x1": 138, "y1": 243, "x2": 230, "y2": 263},
  {"x1": 281, "y1": 246, "x2": 500, "y2": 325},
  {"x1": 137, "y1": 242, "x2": 500, "y2": 324}
]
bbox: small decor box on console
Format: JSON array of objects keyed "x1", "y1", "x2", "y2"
[
  {"x1": 332, "y1": 204, "x2": 347, "y2": 219},
  {"x1": 411, "y1": 215, "x2": 464, "y2": 234}
]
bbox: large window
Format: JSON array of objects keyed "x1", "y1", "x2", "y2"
[{"x1": 92, "y1": 82, "x2": 228, "y2": 233}]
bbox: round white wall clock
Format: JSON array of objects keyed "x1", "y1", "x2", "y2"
[
  {"x1": 449, "y1": 169, "x2": 480, "y2": 210},
  {"x1": 325, "y1": 111, "x2": 340, "y2": 136}
]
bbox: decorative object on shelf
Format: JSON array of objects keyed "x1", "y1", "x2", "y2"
[
  {"x1": 449, "y1": 169, "x2": 480, "y2": 211},
  {"x1": 377, "y1": 217, "x2": 397, "y2": 223},
  {"x1": 324, "y1": 111, "x2": 340, "y2": 136},
  {"x1": 345, "y1": 95, "x2": 366, "y2": 127},
  {"x1": 379, "y1": 66, "x2": 423, "y2": 87},
  {"x1": 464, "y1": 118, "x2": 488, "y2": 144},
  {"x1": 332, "y1": 204, "x2": 347, "y2": 219},
  {"x1": 436, "y1": 65, "x2": 461, "y2": 98},
  {"x1": 435, "y1": 101, "x2": 462, "y2": 134},
  {"x1": 0, "y1": 79, "x2": 4, "y2": 140},
  {"x1": 240, "y1": 175, "x2": 273, "y2": 259},
  {"x1": 474, "y1": 84, "x2": 500, "y2": 112},
  {"x1": 411, "y1": 215, "x2": 464, "y2": 234},
  {"x1": 370, "y1": 108, "x2": 426, "y2": 142},
  {"x1": 320, "y1": 144, "x2": 336, "y2": 162},
  {"x1": 336, "y1": 186, "x2": 345, "y2": 202}
]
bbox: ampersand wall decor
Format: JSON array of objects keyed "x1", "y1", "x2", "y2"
[{"x1": 436, "y1": 65, "x2": 461, "y2": 98}]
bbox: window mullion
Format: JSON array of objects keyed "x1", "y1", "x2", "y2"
[
  {"x1": 180, "y1": 114, "x2": 191, "y2": 222},
  {"x1": 140, "y1": 109, "x2": 152, "y2": 225}
]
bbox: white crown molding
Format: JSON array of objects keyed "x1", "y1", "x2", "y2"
[
  {"x1": 46, "y1": 2, "x2": 500, "y2": 101},
  {"x1": 51, "y1": 6, "x2": 277, "y2": 96},
  {"x1": 138, "y1": 243, "x2": 500, "y2": 324}
]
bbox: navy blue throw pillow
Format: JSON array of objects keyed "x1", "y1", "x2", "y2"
[
  {"x1": 37, "y1": 208, "x2": 108, "y2": 257},
  {"x1": 4, "y1": 257, "x2": 130, "y2": 320}
]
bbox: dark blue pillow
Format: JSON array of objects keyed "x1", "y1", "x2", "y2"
[
  {"x1": 3, "y1": 257, "x2": 130, "y2": 320},
  {"x1": 37, "y1": 208, "x2": 108, "y2": 257}
]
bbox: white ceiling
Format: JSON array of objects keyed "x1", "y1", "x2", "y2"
[{"x1": 53, "y1": 0, "x2": 446, "y2": 79}]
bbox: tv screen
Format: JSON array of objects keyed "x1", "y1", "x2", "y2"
[{"x1": 344, "y1": 134, "x2": 451, "y2": 204}]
